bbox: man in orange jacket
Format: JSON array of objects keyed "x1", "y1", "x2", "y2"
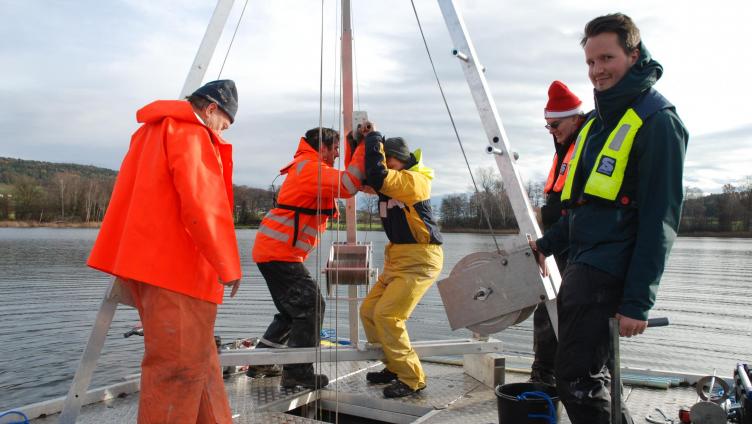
[
  {"x1": 88, "y1": 80, "x2": 242, "y2": 423},
  {"x1": 250, "y1": 127, "x2": 363, "y2": 389}
]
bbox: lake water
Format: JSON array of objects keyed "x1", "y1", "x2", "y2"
[{"x1": 0, "y1": 228, "x2": 750, "y2": 411}]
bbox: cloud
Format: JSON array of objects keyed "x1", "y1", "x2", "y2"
[
  {"x1": 683, "y1": 124, "x2": 752, "y2": 190},
  {"x1": 0, "y1": 0, "x2": 749, "y2": 197}
]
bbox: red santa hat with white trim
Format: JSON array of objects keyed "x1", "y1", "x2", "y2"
[{"x1": 544, "y1": 81, "x2": 582, "y2": 119}]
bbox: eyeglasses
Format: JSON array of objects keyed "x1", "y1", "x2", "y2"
[{"x1": 544, "y1": 119, "x2": 564, "y2": 130}]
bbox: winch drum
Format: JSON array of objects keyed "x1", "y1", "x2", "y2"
[{"x1": 437, "y1": 244, "x2": 550, "y2": 335}]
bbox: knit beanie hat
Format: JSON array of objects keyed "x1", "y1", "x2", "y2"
[
  {"x1": 384, "y1": 137, "x2": 411, "y2": 162},
  {"x1": 544, "y1": 81, "x2": 582, "y2": 118},
  {"x1": 191, "y1": 80, "x2": 238, "y2": 123}
]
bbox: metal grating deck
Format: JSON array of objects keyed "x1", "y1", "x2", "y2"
[{"x1": 28, "y1": 359, "x2": 700, "y2": 423}]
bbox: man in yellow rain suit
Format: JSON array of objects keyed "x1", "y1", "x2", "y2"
[{"x1": 360, "y1": 130, "x2": 443, "y2": 398}]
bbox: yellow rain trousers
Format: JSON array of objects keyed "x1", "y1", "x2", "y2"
[{"x1": 360, "y1": 243, "x2": 443, "y2": 390}]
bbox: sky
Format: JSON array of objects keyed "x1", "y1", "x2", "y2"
[{"x1": 1, "y1": 0, "x2": 750, "y2": 196}]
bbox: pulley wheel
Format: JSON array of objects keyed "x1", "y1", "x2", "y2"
[
  {"x1": 467, "y1": 303, "x2": 536, "y2": 335},
  {"x1": 695, "y1": 375, "x2": 730, "y2": 403}
]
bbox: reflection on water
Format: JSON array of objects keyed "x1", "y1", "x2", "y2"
[{"x1": 0, "y1": 228, "x2": 750, "y2": 410}]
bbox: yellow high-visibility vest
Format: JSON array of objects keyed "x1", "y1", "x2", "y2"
[{"x1": 561, "y1": 108, "x2": 644, "y2": 203}]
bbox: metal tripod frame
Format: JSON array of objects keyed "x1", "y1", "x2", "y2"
[{"x1": 57, "y1": 1, "x2": 561, "y2": 421}]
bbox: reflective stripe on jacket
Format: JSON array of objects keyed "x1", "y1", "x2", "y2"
[
  {"x1": 543, "y1": 142, "x2": 576, "y2": 194},
  {"x1": 87, "y1": 100, "x2": 241, "y2": 304},
  {"x1": 252, "y1": 138, "x2": 364, "y2": 263}
]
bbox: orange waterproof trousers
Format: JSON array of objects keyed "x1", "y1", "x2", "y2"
[{"x1": 124, "y1": 280, "x2": 232, "y2": 424}]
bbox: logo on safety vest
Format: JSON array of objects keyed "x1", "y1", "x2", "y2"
[
  {"x1": 596, "y1": 156, "x2": 616, "y2": 177},
  {"x1": 559, "y1": 163, "x2": 567, "y2": 175}
]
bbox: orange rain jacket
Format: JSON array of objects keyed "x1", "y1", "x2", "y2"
[
  {"x1": 252, "y1": 138, "x2": 364, "y2": 263},
  {"x1": 543, "y1": 142, "x2": 575, "y2": 194},
  {"x1": 88, "y1": 100, "x2": 241, "y2": 304}
]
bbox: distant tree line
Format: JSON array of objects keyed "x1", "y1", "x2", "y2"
[
  {"x1": 0, "y1": 157, "x2": 277, "y2": 225},
  {"x1": 438, "y1": 166, "x2": 752, "y2": 235},
  {"x1": 233, "y1": 185, "x2": 276, "y2": 226},
  {"x1": 2, "y1": 158, "x2": 750, "y2": 235},
  {"x1": 0, "y1": 158, "x2": 117, "y2": 222},
  {"x1": 439, "y1": 167, "x2": 534, "y2": 231},
  {"x1": 680, "y1": 180, "x2": 752, "y2": 233}
]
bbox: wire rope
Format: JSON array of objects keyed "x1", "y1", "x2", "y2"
[
  {"x1": 409, "y1": 0, "x2": 500, "y2": 252},
  {"x1": 351, "y1": 4, "x2": 361, "y2": 110},
  {"x1": 217, "y1": 0, "x2": 249, "y2": 79},
  {"x1": 332, "y1": 2, "x2": 342, "y2": 421},
  {"x1": 313, "y1": 1, "x2": 326, "y2": 419},
  {"x1": 332, "y1": 0, "x2": 340, "y2": 128}
]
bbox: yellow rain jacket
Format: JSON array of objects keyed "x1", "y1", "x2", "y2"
[
  {"x1": 360, "y1": 132, "x2": 443, "y2": 391},
  {"x1": 363, "y1": 134, "x2": 442, "y2": 246}
]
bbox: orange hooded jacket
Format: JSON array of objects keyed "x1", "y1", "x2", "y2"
[
  {"x1": 88, "y1": 100, "x2": 241, "y2": 304},
  {"x1": 252, "y1": 138, "x2": 364, "y2": 263}
]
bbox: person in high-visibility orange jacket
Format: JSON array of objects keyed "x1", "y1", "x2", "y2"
[
  {"x1": 250, "y1": 127, "x2": 364, "y2": 389},
  {"x1": 88, "y1": 80, "x2": 241, "y2": 424}
]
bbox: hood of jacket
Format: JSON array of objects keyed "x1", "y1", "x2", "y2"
[
  {"x1": 136, "y1": 100, "x2": 229, "y2": 144},
  {"x1": 279, "y1": 138, "x2": 322, "y2": 175},
  {"x1": 594, "y1": 42, "x2": 663, "y2": 126},
  {"x1": 136, "y1": 100, "x2": 200, "y2": 125},
  {"x1": 407, "y1": 148, "x2": 434, "y2": 180}
]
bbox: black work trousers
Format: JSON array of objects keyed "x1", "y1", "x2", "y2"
[
  {"x1": 531, "y1": 251, "x2": 565, "y2": 383},
  {"x1": 555, "y1": 263, "x2": 633, "y2": 424},
  {"x1": 256, "y1": 261, "x2": 325, "y2": 375}
]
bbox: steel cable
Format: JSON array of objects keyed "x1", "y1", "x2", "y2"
[
  {"x1": 409, "y1": 0, "x2": 500, "y2": 252},
  {"x1": 217, "y1": 0, "x2": 249, "y2": 79}
]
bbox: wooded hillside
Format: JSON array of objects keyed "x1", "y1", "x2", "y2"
[{"x1": 0, "y1": 157, "x2": 276, "y2": 225}]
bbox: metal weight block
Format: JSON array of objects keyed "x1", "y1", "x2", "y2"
[{"x1": 437, "y1": 243, "x2": 547, "y2": 335}]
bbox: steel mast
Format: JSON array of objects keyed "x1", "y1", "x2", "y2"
[{"x1": 340, "y1": 0, "x2": 362, "y2": 348}]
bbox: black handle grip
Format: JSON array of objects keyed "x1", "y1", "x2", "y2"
[{"x1": 647, "y1": 317, "x2": 669, "y2": 328}]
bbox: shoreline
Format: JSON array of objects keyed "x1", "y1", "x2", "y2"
[
  {"x1": 1, "y1": 221, "x2": 750, "y2": 238},
  {"x1": 0, "y1": 221, "x2": 102, "y2": 228}
]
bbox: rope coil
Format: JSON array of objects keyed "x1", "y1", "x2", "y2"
[
  {"x1": 0, "y1": 411, "x2": 30, "y2": 424},
  {"x1": 516, "y1": 391, "x2": 557, "y2": 424}
]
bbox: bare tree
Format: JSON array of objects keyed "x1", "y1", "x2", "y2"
[
  {"x1": 364, "y1": 193, "x2": 379, "y2": 228},
  {"x1": 52, "y1": 172, "x2": 83, "y2": 220},
  {"x1": 440, "y1": 194, "x2": 468, "y2": 228},
  {"x1": 84, "y1": 180, "x2": 95, "y2": 222},
  {"x1": 526, "y1": 180, "x2": 545, "y2": 209},
  {"x1": 12, "y1": 176, "x2": 44, "y2": 220},
  {"x1": 718, "y1": 183, "x2": 740, "y2": 232},
  {"x1": 741, "y1": 176, "x2": 752, "y2": 232},
  {"x1": 681, "y1": 187, "x2": 705, "y2": 232}
]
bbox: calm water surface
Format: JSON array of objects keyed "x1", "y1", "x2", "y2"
[{"x1": 0, "y1": 228, "x2": 750, "y2": 410}]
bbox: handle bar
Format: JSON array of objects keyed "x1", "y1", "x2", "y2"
[{"x1": 647, "y1": 317, "x2": 669, "y2": 328}]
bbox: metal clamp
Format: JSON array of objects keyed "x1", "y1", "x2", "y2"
[{"x1": 452, "y1": 49, "x2": 485, "y2": 72}]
